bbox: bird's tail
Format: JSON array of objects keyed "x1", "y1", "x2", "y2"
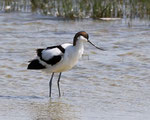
[{"x1": 27, "y1": 59, "x2": 45, "y2": 69}]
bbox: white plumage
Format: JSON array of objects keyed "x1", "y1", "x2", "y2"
[
  {"x1": 36, "y1": 42, "x2": 83, "y2": 73},
  {"x1": 41, "y1": 48, "x2": 62, "y2": 61},
  {"x1": 27, "y1": 31, "x2": 104, "y2": 97}
]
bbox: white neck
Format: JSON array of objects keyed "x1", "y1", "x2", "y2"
[
  {"x1": 73, "y1": 40, "x2": 84, "y2": 59},
  {"x1": 74, "y1": 40, "x2": 84, "y2": 50}
]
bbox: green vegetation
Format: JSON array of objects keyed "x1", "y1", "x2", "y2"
[
  {"x1": 0, "y1": 0, "x2": 150, "y2": 19},
  {"x1": 0, "y1": 0, "x2": 30, "y2": 12}
]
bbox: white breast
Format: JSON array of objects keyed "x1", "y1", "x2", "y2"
[{"x1": 51, "y1": 43, "x2": 84, "y2": 73}]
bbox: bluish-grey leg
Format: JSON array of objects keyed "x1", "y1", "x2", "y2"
[
  {"x1": 57, "y1": 72, "x2": 62, "y2": 97},
  {"x1": 49, "y1": 72, "x2": 54, "y2": 97}
]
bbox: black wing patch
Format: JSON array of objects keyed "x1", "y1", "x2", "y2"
[
  {"x1": 36, "y1": 45, "x2": 64, "y2": 66},
  {"x1": 45, "y1": 55, "x2": 62, "y2": 65},
  {"x1": 46, "y1": 45, "x2": 65, "y2": 53},
  {"x1": 39, "y1": 55, "x2": 62, "y2": 66},
  {"x1": 36, "y1": 49, "x2": 44, "y2": 58},
  {"x1": 27, "y1": 59, "x2": 46, "y2": 69}
]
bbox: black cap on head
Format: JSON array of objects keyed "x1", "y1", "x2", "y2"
[
  {"x1": 73, "y1": 31, "x2": 105, "y2": 50},
  {"x1": 73, "y1": 31, "x2": 89, "y2": 46}
]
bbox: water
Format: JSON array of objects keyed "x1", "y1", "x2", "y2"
[{"x1": 0, "y1": 12, "x2": 150, "y2": 120}]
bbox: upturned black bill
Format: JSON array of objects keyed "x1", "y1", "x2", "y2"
[{"x1": 88, "y1": 40, "x2": 104, "y2": 50}]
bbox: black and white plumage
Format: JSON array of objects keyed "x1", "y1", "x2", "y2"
[
  {"x1": 28, "y1": 45, "x2": 65, "y2": 69},
  {"x1": 27, "y1": 31, "x2": 104, "y2": 97}
]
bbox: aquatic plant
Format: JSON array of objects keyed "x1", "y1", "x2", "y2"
[
  {"x1": 0, "y1": 0, "x2": 30, "y2": 12},
  {"x1": 0, "y1": 0, "x2": 150, "y2": 19}
]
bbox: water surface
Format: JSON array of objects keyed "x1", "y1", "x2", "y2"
[{"x1": 0, "y1": 12, "x2": 150, "y2": 120}]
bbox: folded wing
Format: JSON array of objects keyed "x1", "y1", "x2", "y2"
[{"x1": 37, "y1": 45, "x2": 65, "y2": 66}]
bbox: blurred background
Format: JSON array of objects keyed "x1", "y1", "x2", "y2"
[{"x1": 0, "y1": 0, "x2": 150, "y2": 19}]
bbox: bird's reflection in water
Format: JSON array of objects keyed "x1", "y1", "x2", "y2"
[{"x1": 28, "y1": 98, "x2": 79, "y2": 120}]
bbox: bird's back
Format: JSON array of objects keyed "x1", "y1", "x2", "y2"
[{"x1": 28, "y1": 43, "x2": 80, "y2": 73}]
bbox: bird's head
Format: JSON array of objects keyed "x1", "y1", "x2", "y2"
[{"x1": 73, "y1": 31, "x2": 104, "y2": 50}]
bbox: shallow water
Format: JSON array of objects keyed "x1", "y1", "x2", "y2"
[{"x1": 0, "y1": 12, "x2": 150, "y2": 120}]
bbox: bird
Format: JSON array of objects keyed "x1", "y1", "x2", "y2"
[{"x1": 27, "y1": 31, "x2": 104, "y2": 97}]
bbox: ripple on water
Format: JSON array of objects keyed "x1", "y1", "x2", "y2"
[
  {"x1": 5, "y1": 74, "x2": 13, "y2": 78},
  {"x1": 0, "y1": 13, "x2": 150, "y2": 120}
]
